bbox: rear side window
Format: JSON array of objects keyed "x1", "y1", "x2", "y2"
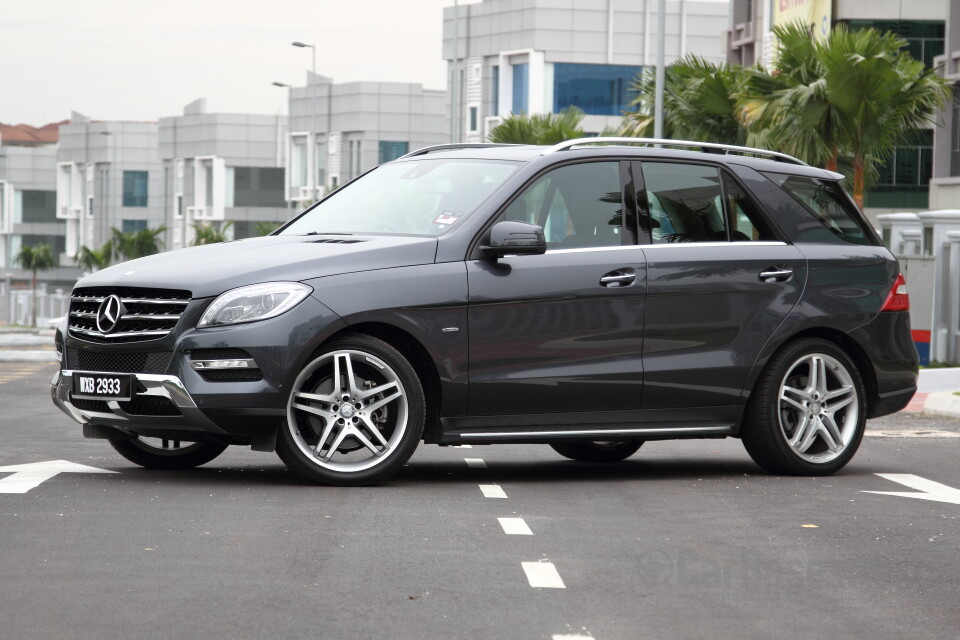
[{"x1": 764, "y1": 173, "x2": 875, "y2": 245}]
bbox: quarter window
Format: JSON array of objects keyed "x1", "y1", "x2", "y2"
[
  {"x1": 641, "y1": 163, "x2": 725, "y2": 244},
  {"x1": 765, "y1": 173, "x2": 874, "y2": 245},
  {"x1": 503, "y1": 162, "x2": 623, "y2": 249}
]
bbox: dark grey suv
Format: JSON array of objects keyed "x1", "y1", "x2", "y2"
[{"x1": 51, "y1": 138, "x2": 919, "y2": 485}]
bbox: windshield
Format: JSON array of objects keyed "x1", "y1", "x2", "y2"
[{"x1": 280, "y1": 158, "x2": 520, "y2": 237}]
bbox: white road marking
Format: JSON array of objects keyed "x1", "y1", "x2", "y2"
[
  {"x1": 862, "y1": 473, "x2": 960, "y2": 505},
  {"x1": 464, "y1": 457, "x2": 487, "y2": 468},
  {"x1": 498, "y1": 517, "x2": 533, "y2": 535},
  {"x1": 522, "y1": 561, "x2": 565, "y2": 588},
  {"x1": 865, "y1": 430, "x2": 960, "y2": 438},
  {"x1": 0, "y1": 460, "x2": 118, "y2": 494},
  {"x1": 552, "y1": 636, "x2": 593, "y2": 640},
  {"x1": 479, "y1": 484, "x2": 507, "y2": 499},
  {"x1": 453, "y1": 444, "x2": 473, "y2": 448}
]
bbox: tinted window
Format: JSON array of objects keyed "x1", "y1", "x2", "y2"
[
  {"x1": 765, "y1": 173, "x2": 874, "y2": 245},
  {"x1": 503, "y1": 162, "x2": 623, "y2": 249},
  {"x1": 721, "y1": 171, "x2": 776, "y2": 241},
  {"x1": 641, "y1": 163, "x2": 725, "y2": 243},
  {"x1": 122, "y1": 171, "x2": 148, "y2": 207}
]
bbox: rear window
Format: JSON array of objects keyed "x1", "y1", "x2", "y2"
[{"x1": 763, "y1": 173, "x2": 876, "y2": 246}]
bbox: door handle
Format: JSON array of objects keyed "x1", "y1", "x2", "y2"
[
  {"x1": 600, "y1": 269, "x2": 636, "y2": 288},
  {"x1": 759, "y1": 267, "x2": 793, "y2": 282}
]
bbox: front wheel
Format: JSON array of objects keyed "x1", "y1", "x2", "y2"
[
  {"x1": 741, "y1": 338, "x2": 866, "y2": 476},
  {"x1": 549, "y1": 440, "x2": 644, "y2": 462},
  {"x1": 276, "y1": 335, "x2": 425, "y2": 486},
  {"x1": 109, "y1": 437, "x2": 227, "y2": 469}
]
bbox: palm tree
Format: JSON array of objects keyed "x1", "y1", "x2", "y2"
[
  {"x1": 111, "y1": 226, "x2": 167, "y2": 262},
  {"x1": 13, "y1": 243, "x2": 58, "y2": 327},
  {"x1": 488, "y1": 106, "x2": 587, "y2": 144},
  {"x1": 622, "y1": 56, "x2": 747, "y2": 145},
  {"x1": 191, "y1": 221, "x2": 234, "y2": 246},
  {"x1": 255, "y1": 221, "x2": 282, "y2": 236},
  {"x1": 738, "y1": 22, "x2": 841, "y2": 169},
  {"x1": 821, "y1": 24, "x2": 950, "y2": 209},
  {"x1": 75, "y1": 240, "x2": 114, "y2": 273}
]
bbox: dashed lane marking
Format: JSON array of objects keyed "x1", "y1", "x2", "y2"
[
  {"x1": 522, "y1": 561, "x2": 565, "y2": 589},
  {"x1": 865, "y1": 430, "x2": 960, "y2": 438},
  {"x1": 464, "y1": 457, "x2": 487, "y2": 468},
  {"x1": 498, "y1": 517, "x2": 533, "y2": 535},
  {"x1": 479, "y1": 484, "x2": 507, "y2": 499},
  {"x1": 552, "y1": 636, "x2": 594, "y2": 640},
  {"x1": 453, "y1": 444, "x2": 472, "y2": 448}
]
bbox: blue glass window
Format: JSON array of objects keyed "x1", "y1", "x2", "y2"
[
  {"x1": 492, "y1": 66, "x2": 499, "y2": 116},
  {"x1": 378, "y1": 141, "x2": 409, "y2": 164},
  {"x1": 553, "y1": 63, "x2": 644, "y2": 116},
  {"x1": 122, "y1": 171, "x2": 148, "y2": 207},
  {"x1": 512, "y1": 63, "x2": 528, "y2": 114},
  {"x1": 121, "y1": 219, "x2": 147, "y2": 233}
]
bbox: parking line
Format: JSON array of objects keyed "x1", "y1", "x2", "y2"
[
  {"x1": 522, "y1": 561, "x2": 565, "y2": 588},
  {"x1": 464, "y1": 457, "x2": 487, "y2": 468},
  {"x1": 479, "y1": 484, "x2": 507, "y2": 498},
  {"x1": 498, "y1": 517, "x2": 533, "y2": 535}
]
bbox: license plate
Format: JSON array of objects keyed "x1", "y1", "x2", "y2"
[{"x1": 72, "y1": 372, "x2": 132, "y2": 401}]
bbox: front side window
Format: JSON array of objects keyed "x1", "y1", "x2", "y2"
[
  {"x1": 503, "y1": 162, "x2": 623, "y2": 249},
  {"x1": 765, "y1": 172, "x2": 874, "y2": 245},
  {"x1": 641, "y1": 163, "x2": 725, "y2": 244},
  {"x1": 280, "y1": 159, "x2": 518, "y2": 237},
  {"x1": 122, "y1": 171, "x2": 148, "y2": 207}
]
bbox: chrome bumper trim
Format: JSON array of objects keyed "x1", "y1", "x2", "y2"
[{"x1": 51, "y1": 369, "x2": 226, "y2": 434}]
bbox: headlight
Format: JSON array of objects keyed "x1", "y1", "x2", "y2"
[{"x1": 197, "y1": 282, "x2": 312, "y2": 328}]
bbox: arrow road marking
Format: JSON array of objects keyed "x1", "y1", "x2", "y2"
[
  {"x1": 0, "y1": 460, "x2": 118, "y2": 494},
  {"x1": 862, "y1": 473, "x2": 960, "y2": 505}
]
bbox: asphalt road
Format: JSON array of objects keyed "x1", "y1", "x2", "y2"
[{"x1": 1, "y1": 363, "x2": 958, "y2": 640}]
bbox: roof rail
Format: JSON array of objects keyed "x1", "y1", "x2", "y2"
[
  {"x1": 398, "y1": 143, "x2": 520, "y2": 159},
  {"x1": 543, "y1": 137, "x2": 806, "y2": 166}
]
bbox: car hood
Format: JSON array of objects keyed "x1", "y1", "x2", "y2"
[{"x1": 76, "y1": 235, "x2": 439, "y2": 298}]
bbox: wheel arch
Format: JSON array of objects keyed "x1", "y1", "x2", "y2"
[
  {"x1": 744, "y1": 327, "x2": 878, "y2": 423},
  {"x1": 324, "y1": 322, "x2": 444, "y2": 443}
]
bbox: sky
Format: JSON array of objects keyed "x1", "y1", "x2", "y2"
[{"x1": 0, "y1": 0, "x2": 459, "y2": 126}]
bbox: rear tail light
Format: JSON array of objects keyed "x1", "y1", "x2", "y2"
[{"x1": 880, "y1": 273, "x2": 909, "y2": 312}]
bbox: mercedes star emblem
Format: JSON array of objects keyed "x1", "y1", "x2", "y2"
[{"x1": 96, "y1": 295, "x2": 128, "y2": 334}]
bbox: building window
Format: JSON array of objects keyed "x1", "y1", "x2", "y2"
[
  {"x1": 553, "y1": 63, "x2": 644, "y2": 116},
  {"x1": 233, "y1": 167, "x2": 285, "y2": 207},
  {"x1": 469, "y1": 107, "x2": 479, "y2": 133},
  {"x1": 843, "y1": 20, "x2": 944, "y2": 69},
  {"x1": 865, "y1": 129, "x2": 933, "y2": 209},
  {"x1": 20, "y1": 233, "x2": 66, "y2": 256},
  {"x1": 21, "y1": 190, "x2": 57, "y2": 223},
  {"x1": 492, "y1": 66, "x2": 499, "y2": 116},
  {"x1": 512, "y1": 63, "x2": 529, "y2": 114},
  {"x1": 122, "y1": 219, "x2": 148, "y2": 233},
  {"x1": 378, "y1": 141, "x2": 409, "y2": 164},
  {"x1": 122, "y1": 171, "x2": 148, "y2": 207}
]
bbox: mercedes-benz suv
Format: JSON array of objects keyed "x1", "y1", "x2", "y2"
[{"x1": 51, "y1": 138, "x2": 919, "y2": 485}]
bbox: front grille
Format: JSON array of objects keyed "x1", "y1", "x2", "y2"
[
  {"x1": 120, "y1": 396, "x2": 181, "y2": 416},
  {"x1": 67, "y1": 350, "x2": 172, "y2": 374},
  {"x1": 68, "y1": 287, "x2": 191, "y2": 343}
]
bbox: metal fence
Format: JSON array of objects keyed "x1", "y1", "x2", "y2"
[{"x1": 0, "y1": 277, "x2": 71, "y2": 328}]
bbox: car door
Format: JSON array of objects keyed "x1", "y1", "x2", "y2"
[
  {"x1": 637, "y1": 160, "x2": 807, "y2": 408},
  {"x1": 466, "y1": 160, "x2": 648, "y2": 416}
]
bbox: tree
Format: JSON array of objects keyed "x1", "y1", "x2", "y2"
[
  {"x1": 622, "y1": 56, "x2": 748, "y2": 145},
  {"x1": 488, "y1": 106, "x2": 587, "y2": 144},
  {"x1": 255, "y1": 221, "x2": 282, "y2": 236},
  {"x1": 191, "y1": 220, "x2": 234, "y2": 246},
  {"x1": 111, "y1": 226, "x2": 167, "y2": 262},
  {"x1": 75, "y1": 240, "x2": 114, "y2": 273},
  {"x1": 821, "y1": 24, "x2": 950, "y2": 209},
  {"x1": 13, "y1": 243, "x2": 57, "y2": 328}
]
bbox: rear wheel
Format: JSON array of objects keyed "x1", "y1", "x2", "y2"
[
  {"x1": 109, "y1": 437, "x2": 227, "y2": 469},
  {"x1": 741, "y1": 338, "x2": 865, "y2": 476},
  {"x1": 276, "y1": 335, "x2": 425, "y2": 486},
  {"x1": 549, "y1": 440, "x2": 643, "y2": 462}
]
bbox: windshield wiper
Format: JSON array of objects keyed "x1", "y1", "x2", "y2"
[{"x1": 304, "y1": 231, "x2": 353, "y2": 236}]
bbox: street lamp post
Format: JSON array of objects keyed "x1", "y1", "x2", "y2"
[
  {"x1": 272, "y1": 82, "x2": 295, "y2": 215},
  {"x1": 291, "y1": 41, "x2": 319, "y2": 200}
]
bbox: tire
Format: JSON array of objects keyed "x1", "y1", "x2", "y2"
[
  {"x1": 549, "y1": 440, "x2": 644, "y2": 462},
  {"x1": 741, "y1": 338, "x2": 866, "y2": 476},
  {"x1": 276, "y1": 335, "x2": 425, "y2": 486},
  {"x1": 109, "y1": 437, "x2": 228, "y2": 469}
]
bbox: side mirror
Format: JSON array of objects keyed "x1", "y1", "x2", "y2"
[{"x1": 481, "y1": 221, "x2": 546, "y2": 259}]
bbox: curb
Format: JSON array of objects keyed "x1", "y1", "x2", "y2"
[
  {"x1": 923, "y1": 391, "x2": 960, "y2": 418},
  {"x1": 0, "y1": 351, "x2": 58, "y2": 363}
]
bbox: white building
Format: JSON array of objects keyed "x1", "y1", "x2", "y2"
[{"x1": 443, "y1": 0, "x2": 731, "y2": 141}]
